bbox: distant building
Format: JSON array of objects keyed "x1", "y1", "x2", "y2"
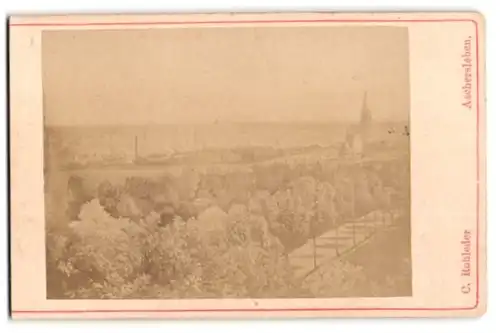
[{"x1": 341, "y1": 91, "x2": 372, "y2": 157}]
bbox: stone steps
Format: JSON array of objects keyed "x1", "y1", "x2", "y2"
[{"x1": 288, "y1": 211, "x2": 397, "y2": 278}]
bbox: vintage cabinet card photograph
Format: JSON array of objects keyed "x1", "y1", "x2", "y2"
[{"x1": 8, "y1": 12, "x2": 486, "y2": 318}]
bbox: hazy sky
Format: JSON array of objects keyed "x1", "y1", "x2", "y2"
[{"x1": 42, "y1": 26, "x2": 410, "y2": 126}]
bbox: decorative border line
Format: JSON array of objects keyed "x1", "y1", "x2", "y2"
[
  {"x1": 9, "y1": 18, "x2": 478, "y2": 27},
  {"x1": 9, "y1": 17, "x2": 481, "y2": 315}
]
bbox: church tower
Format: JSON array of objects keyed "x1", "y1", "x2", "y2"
[
  {"x1": 340, "y1": 91, "x2": 372, "y2": 157},
  {"x1": 359, "y1": 91, "x2": 372, "y2": 146},
  {"x1": 361, "y1": 92, "x2": 371, "y2": 124}
]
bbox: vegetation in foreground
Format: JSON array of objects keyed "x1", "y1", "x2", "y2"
[{"x1": 46, "y1": 153, "x2": 411, "y2": 299}]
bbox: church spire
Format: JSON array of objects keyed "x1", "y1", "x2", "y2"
[{"x1": 360, "y1": 90, "x2": 372, "y2": 126}]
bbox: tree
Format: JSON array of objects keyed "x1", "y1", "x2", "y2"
[{"x1": 96, "y1": 180, "x2": 122, "y2": 217}]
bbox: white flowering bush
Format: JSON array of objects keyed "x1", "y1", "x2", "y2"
[{"x1": 48, "y1": 196, "x2": 294, "y2": 298}]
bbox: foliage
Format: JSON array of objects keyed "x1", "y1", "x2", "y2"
[
  {"x1": 46, "y1": 155, "x2": 411, "y2": 299},
  {"x1": 47, "y1": 198, "x2": 293, "y2": 298}
]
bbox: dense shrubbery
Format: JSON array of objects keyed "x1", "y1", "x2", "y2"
[
  {"x1": 47, "y1": 198, "x2": 294, "y2": 298},
  {"x1": 46, "y1": 157, "x2": 410, "y2": 299}
]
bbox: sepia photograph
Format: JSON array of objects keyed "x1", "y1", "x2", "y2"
[
  {"x1": 8, "y1": 10, "x2": 488, "y2": 319},
  {"x1": 42, "y1": 25, "x2": 412, "y2": 300}
]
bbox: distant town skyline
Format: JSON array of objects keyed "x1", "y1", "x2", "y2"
[{"x1": 42, "y1": 26, "x2": 410, "y2": 126}]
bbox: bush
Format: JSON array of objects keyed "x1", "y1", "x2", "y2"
[
  {"x1": 48, "y1": 197, "x2": 294, "y2": 298},
  {"x1": 46, "y1": 154, "x2": 410, "y2": 299}
]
